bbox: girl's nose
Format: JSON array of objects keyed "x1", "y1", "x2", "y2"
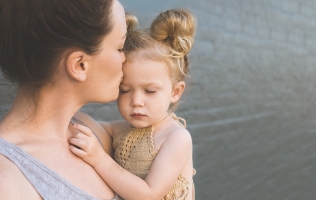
[{"x1": 131, "y1": 93, "x2": 144, "y2": 107}]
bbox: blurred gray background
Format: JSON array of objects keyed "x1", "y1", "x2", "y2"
[{"x1": 1, "y1": 0, "x2": 316, "y2": 199}]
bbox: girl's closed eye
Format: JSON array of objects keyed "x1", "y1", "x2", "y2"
[
  {"x1": 118, "y1": 48, "x2": 124, "y2": 52},
  {"x1": 145, "y1": 90, "x2": 156, "y2": 94},
  {"x1": 119, "y1": 89, "x2": 130, "y2": 94}
]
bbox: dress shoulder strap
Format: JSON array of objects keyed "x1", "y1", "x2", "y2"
[
  {"x1": 151, "y1": 112, "x2": 187, "y2": 130},
  {"x1": 171, "y1": 112, "x2": 187, "y2": 128}
]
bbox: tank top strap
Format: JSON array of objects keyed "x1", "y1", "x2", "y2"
[{"x1": 0, "y1": 137, "x2": 99, "y2": 200}]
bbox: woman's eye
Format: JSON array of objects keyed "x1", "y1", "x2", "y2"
[
  {"x1": 118, "y1": 48, "x2": 124, "y2": 52},
  {"x1": 145, "y1": 90, "x2": 156, "y2": 94}
]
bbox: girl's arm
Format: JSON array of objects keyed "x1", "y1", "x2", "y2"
[
  {"x1": 98, "y1": 120, "x2": 130, "y2": 137},
  {"x1": 73, "y1": 111, "x2": 114, "y2": 155},
  {"x1": 69, "y1": 124, "x2": 192, "y2": 200}
]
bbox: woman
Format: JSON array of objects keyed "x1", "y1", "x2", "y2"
[{"x1": 0, "y1": 0, "x2": 126, "y2": 199}]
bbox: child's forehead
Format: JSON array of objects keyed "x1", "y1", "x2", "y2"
[
  {"x1": 125, "y1": 44, "x2": 169, "y2": 61},
  {"x1": 120, "y1": 80, "x2": 163, "y2": 88},
  {"x1": 123, "y1": 58, "x2": 169, "y2": 74},
  {"x1": 123, "y1": 56, "x2": 168, "y2": 70},
  {"x1": 121, "y1": 59, "x2": 172, "y2": 86}
]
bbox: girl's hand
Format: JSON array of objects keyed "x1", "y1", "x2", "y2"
[{"x1": 69, "y1": 124, "x2": 106, "y2": 168}]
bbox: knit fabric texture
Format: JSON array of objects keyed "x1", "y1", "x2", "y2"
[{"x1": 113, "y1": 114, "x2": 195, "y2": 200}]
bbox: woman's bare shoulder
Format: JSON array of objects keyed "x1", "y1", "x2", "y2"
[
  {"x1": 73, "y1": 111, "x2": 109, "y2": 136},
  {"x1": 0, "y1": 154, "x2": 22, "y2": 181},
  {"x1": 0, "y1": 154, "x2": 42, "y2": 199}
]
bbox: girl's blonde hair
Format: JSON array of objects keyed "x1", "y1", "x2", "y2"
[{"x1": 124, "y1": 9, "x2": 196, "y2": 110}]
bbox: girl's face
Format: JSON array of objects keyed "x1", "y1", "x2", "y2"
[
  {"x1": 117, "y1": 58, "x2": 175, "y2": 128},
  {"x1": 86, "y1": 0, "x2": 126, "y2": 103}
]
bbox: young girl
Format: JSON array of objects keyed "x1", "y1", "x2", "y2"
[{"x1": 69, "y1": 9, "x2": 197, "y2": 200}]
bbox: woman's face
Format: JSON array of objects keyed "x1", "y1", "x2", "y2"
[{"x1": 86, "y1": 0, "x2": 127, "y2": 103}]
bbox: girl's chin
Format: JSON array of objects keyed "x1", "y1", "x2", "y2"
[
  {"x1": 129, "y1": 122, "x2": 150, "y2": 129},
  {"x1": 131, "y1": 124, "x2": 146, "y2": 128}
]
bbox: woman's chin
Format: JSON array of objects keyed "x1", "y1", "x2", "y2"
[{"x1": 101, "y1": 89, "x2": 120, "y2": 103}]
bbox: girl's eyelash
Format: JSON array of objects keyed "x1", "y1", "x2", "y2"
[
  {"x1": 119, "y1": 90, "x2": 130, "y2": 94},
  {"x1": 118, "y1": 48, "x2": 124, "y2": 52},
  {"x1": 145, "y1": 90, "x2": 156, "y2": 94},
  {"x1": 119, "y1": 89, "x2": 156, "y2": 94}
]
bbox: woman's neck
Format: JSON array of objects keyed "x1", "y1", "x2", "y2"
[{"x1": 0, "y1": 86, "x2": 83, "y2": 142}]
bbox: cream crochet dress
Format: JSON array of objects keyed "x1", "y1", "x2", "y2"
[{"x1": 113, "y1": 114, "x2": 195, "y2": 200}]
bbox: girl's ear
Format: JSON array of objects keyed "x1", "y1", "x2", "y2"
[
  {"x1": 171, "y1": 81, "x2": 186, "y2": 103},
  {"x1": 66, "y1": 51, "x2": 89, "y2": 81}
]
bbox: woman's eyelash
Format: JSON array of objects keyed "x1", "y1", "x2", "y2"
[{"x1": 118, "y1": 48, "x2": 124, "y2": 52}]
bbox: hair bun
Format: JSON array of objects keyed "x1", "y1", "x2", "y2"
[
  {"x1": 125, "y1": 13, "x2": 138, "y2": 31},
  {"x1": 150, "y1": 9, "x2": 196, "y2": 58}
]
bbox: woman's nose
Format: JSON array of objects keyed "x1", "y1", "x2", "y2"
[{"x1": 121, "y1": 51, "x2": 126, "y2": 63}]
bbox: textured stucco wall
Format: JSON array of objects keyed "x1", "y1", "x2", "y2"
[{"x1": 1, "y1": 0, "x2": 316, "y2": 199}]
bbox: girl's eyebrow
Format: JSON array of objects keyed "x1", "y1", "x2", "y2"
[
  {"x1": 142, "y1": 82, "x2": 163, "y2": 87},
  {"x1": 120, "y1": 82, "x2": 163, "y2": 87}
]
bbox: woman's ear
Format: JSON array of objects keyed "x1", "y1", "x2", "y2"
[
  {"x1": 66, "y1": 51, "x2": 89, "y2": 81},
  {"x1": 171, "y1": 81, "x2": 186, "y2": 103}
]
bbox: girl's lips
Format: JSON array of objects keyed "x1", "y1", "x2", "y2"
[
  {"x1": 130, "y1": 113, "x2": 146, "y2": 118},
  {"x1": 131, "y1": 113, "x2": 146, "y2": 116}
]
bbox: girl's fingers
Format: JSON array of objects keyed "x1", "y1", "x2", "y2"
[
  {"x1": 73, "y1": 124, "x2": 94, "y2": 137},
  {"x1": 72, "y1": 131, "x2": 90, "y2": 141},
  {"x1": 69, "y1": 145, "x2": 86, "y2": 158},
  {"x1": 69, "y1": 137, "x2": 88, "y2": 151}
]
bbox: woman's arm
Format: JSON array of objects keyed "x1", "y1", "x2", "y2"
[{"x1": 69, "y1": 124, "x2": 192, "y2": 200}]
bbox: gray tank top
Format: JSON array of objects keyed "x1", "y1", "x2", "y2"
[
  {"x1": 0, "y1": 137, "x2": 102, "y2": 199},
  {"x1": 0, "y1": 118, "x2": 119, "y2": 200}
]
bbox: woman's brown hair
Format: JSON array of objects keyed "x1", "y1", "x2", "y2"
[{"x1": 0, "y1": 0, "x2": 114, "y2": 89}]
